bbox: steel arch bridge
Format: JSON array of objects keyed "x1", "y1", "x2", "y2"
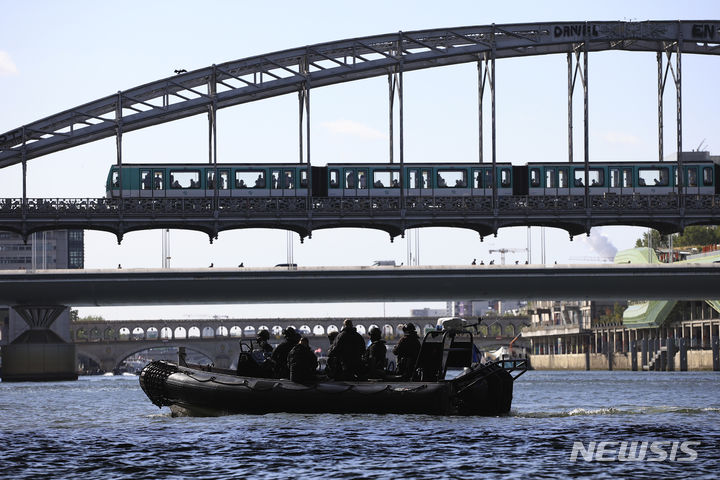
[{"x1": 1, "y1": 21, "x2": 719, "y2": 241}]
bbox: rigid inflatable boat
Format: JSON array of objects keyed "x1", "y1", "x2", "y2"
[{"x1": 139, "y1": 322, "x2": 527, "y2": 416}]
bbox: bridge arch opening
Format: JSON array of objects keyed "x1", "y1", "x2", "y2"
[
  {"x1": 201, "y1": 326, "x2": 214, "y2": 338},
  {"x1": 271, "y1": 326, "x2": 283, "y2": 338},
  {"x1": 118, "y1": 327, "x2": 130, "y2": 341},
  {"x1": 356, "y1": 325, "x2": 366, "y2": 335},
  {"x1": 298, "y1": 325, "x2": 311, "y2": 336},
  {"x1": 258, "y1": 326, "x2": 270, "y2": 335},
  {"x1": 382, "y1": 324, "x2": 394, "y2": 339},
  {"x1": 104, "y1": 327, "x2": 116, "y2": 341},
  {"x1": 132, "y1": 327, "x2": 145, "y2": 340},
  {"x1": 146, "y1": 327, "x2": 159, "y2": 340},
  {"x1": 188, "y1": 326, "x2": 201, "y2": 339},
  {"x1": 216, "y1": 326, "x2": 229, "y2": 337},
  {"x1": 312, "y1": 325, "x2": 325, "y2": 336},
  {"x1": 243, "y1": 326, "x2": 256, "y2": 337},
  {"x1": 229, "y1": 326, "x2": 242, "y2": 337},
  {"x1": 174, "y1": 327, "x2": 187, "y2": 339},
  {"x1": 160, "y1": 327, "x2": 173, "y2": 339}
]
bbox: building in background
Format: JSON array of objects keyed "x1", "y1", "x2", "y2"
[{"x1": 0, "y1": 230, "x2": 84, "y2": 270}]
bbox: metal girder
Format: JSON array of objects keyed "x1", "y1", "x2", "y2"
[{"x1": 1, "y1": 21, "x2": 719, "y2": 167}]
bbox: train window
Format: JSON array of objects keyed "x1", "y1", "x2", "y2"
[
  {"x1": 638, "y1": 167, "x2": 669, "y2": 187},
  {"x1": 500, "y1": 169, "x2": 511, "y2": 188},
  {"x1": 545, "y1": 168, "x2": 556, "y2": 188},
  {"x1": 141, "y1": 170, "x2": 151, "y2": 190},
  {"x1": 329, "y1": 170, "x2": 339, "y2": 188},
  {"x1": 687, "y1": 168, "x2": 698, "y2": 187},
  {"x1": 437, "y1": 170, "x2": 467, "y2": 188},
  {"x1": 169, "y1": 171, "x2": 200, "y2": 189},
  {"x1": 358, "y1": 169, "x2": 368, "y2": 189},
  {"x1": 484, "y1": 170, "x2": 493, "y2": 188},
  {"x1": 703, "y1": 167, "x2": 713, "y2": 186},
  {"x1": 207, "y1": 170, "x2": 228, "y2": 189},
  {"x1": 345, "y1": 169, "x2": 357, "y2": 189},
  {"x1": 558, "y1": 168, "x2": 569, "y2": 188},
  {"x1": 574, "y1": 168, "x2": 605, "y2": 187},
  {"x1": 373, "y1": 170, "x2": 399, "y2": 188},
  {"x1": 530, "y1": 168, "x2": 541, "y2": 188},
  {"x1": 112, "y1": 171, "x2": 119, "y2": 188},
  {"x1": 271, "y1": 170, "x2": 281, "y2": 189},
  {"x1": 153, "y1": 171, "x2": 164, "y2": 190},
  {"x1": 300, "y1": 170, "x2": 308, "y2": 188},
  {"x1": 235, "y1": 170, "x2": 266, "y2": 189}
]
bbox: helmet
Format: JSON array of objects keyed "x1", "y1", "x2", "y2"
[
  {"x1": 257, "y1": 329, "x2": 269, "y2": 340},
  {"x1": 404, "y1": 323, "x2": 417, "y2": 333},
  {"x1": 369, "y1": 327, "x2": 381, "y2": 340}
]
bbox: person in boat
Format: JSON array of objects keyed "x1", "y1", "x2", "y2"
[
  {"x1": 393, "y1": 323, "x2": 421, "y2": 379},
  {"x1": 329, "y1": 319, "x2": 366, "y2": 380},
  {"x1": 287, "y1": 337, "x2": 318, "y2": 383},
  {"x1": 325, "y1": 330, "x2": 340, "y2": 378},
  {"x1": 363, "y1": 327, "x2": 387, "y2": 379},
  {"x1": 256, "y1": 329, "x2": 273, "y2": 357},
  {"x1": 271, "y1": 327, "x2": 301, "y2": 378}
]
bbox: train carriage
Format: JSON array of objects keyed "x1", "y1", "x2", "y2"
[
  {"x1": 324, "y1": 163, "x2": 513, "y2": 198},
  {"x1": 525, "y1": 160, "x2": 718, "y2": 196},
  {"x1": 107, "y1": 164, "x2": 309, "y2": 198}
]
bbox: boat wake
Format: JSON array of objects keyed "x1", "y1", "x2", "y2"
[{"x1": 511, "y1": 406, "x2": 720, "y2": 418}]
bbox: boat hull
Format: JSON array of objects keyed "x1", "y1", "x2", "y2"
[{"x1": 140, "y1": 360, "x2": 516, "y2": 416}]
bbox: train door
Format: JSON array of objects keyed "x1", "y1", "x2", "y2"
[
  {"x1": 206, "y1": 169, "x2": 229, "y2": 197},
  {"x1": 408, "y1": 168, "x2": 422, "y2": 197},
  {"x1": 557, "y1": 167, "x2": 570, "y2": 196},
  {"x1": 685, "y1": 166, "x2": 700, "y2": 195},
  {"x1": 528, "y1": 167, "x2": 542, "y2": 195},
  {"x1": 702, "y1": 165, "x2": 716, "y2": 195},
  {"x1": 543, "y1": 167, "x2": 556, "y2": 196},
  {"x1": 152, "y1": 170, "x2": 165, "y2": 197},
  {"x1": 356, "y1": 168, "x2": 369, "y2": 197},
  {"x1": 328, "y1": 168, "x2": 341, "y2": 197},
  {"x1": 140, "y1": 169, "x2": 152, "y2": 198},
  {"x1": 498, "y1": 168, "x2": 512, "y2": 195},
  {"x1": 343, "y1": 168, "x2": 357, "y2": 197},
  {"x1": 484, "y1": 169, "x2": 494, "y2": 197},
  {"x1": 471, "y1": 168, "x2": 483, "y2": 197},
  {"x1": 609, "y1": 167, "x2": 632, "y2": 194}
]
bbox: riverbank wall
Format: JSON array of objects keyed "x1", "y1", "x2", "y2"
[{"x1": 529, "y1": 350, "x2": 715, "y2": 371}]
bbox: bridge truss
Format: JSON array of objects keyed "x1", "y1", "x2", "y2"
[{"x1": 0, "y1": 21, "x2": 719, "y2": 240}]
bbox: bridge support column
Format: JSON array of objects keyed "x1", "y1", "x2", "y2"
[
  {"x1": 641, "y1": 337, "x2": 648, "y2": 369},
  {"x1": 630, "y1": 340, "x2": 638, "y2": 371},
  {"x1": 666, "y1": 337, "x2": 675, "y2": 371},
  {"x1": 679, "y1": 337, "x2": 688, "y2": 371},
  {"x1": 712, "y1": 336, "x2": 719, "y2": 371},
  {"x1": 1, "y1": 305, "x2": 76, "y2": 382}
]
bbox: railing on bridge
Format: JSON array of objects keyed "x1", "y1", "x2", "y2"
[{"x1": 2, "y1": 195, "x2": 718, "y2": 240}]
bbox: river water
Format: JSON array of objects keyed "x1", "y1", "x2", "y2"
[{"x1": 1, "y1": 370, "x2": 718, "y2": 479}]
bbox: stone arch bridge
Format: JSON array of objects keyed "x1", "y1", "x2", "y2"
[{"x1": 72, "y1": 316, "x2": 529, "y2": 371}]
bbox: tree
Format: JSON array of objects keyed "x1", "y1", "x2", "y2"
[
  {"x1": 634, "y1": 229, "x2": 668, "y2": 248},
  {"x1": 634, "y1": 226, "x2": 720, "y2": 249}
]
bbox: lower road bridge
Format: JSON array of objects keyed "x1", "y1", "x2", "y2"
[{"x1": 72, "y1": 316, "x2": 529, "y2": 372}]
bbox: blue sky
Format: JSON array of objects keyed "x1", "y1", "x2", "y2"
[{"x1": 1, "y1": 1, "x2": 719, "y2": 319}]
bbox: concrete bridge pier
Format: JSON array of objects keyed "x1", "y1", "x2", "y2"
[{"x1": 1, "y1": 305, "x2": 77, "y2": 381}]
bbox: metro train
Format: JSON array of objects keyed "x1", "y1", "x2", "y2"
[{"x1": 106, "y1": 159, "x2": 720, "y2": 199}]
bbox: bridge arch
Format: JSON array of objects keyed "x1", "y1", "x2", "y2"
[{"x1": 2, "y1": 21, "x2": 717, "y2": 167}]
